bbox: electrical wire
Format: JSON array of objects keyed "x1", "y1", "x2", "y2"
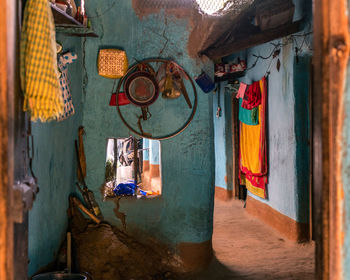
[{"x1": 244, "y1": 31, "x2": 313, "y2": 74}]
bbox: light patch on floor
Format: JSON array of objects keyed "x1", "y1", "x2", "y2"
[{"x1": 184, "y1": 199, "x2": 315, "y2": 279}]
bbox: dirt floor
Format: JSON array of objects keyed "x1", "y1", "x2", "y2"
[
  {"x1": 70, "y1": 197, "x2": 314, "y2": 280},
  {"x1": 184, "y1": 199, "x2": 315, "y2": 280}
]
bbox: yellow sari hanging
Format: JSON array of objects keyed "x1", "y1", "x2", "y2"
[{"x1": 239, "y1": 77, "x2": 268, "y2": 198}]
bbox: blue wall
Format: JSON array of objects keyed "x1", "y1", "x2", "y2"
[
  {"x1": 28, "y1": 34, "x2": 83, "y2": 275},
  {"x1": 212, "y1": 0, "x2": 312, "y2": 223},
  {"x1": 213, "y1": 33, "x2": 312, "y2": 223},
  {"x1": 81, "y1": 1, "x2": 215, "y2": 247},
  {"x1": 213, "y1": 1, "x2": 312, "y2": 203},
  {"x1": 245, "y1": 38, "x2": 310, "y2": 223}
]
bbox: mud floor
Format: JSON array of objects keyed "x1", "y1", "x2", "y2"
[
  {"x1": 183, "y1": 198, "x2": 315, "y2": 280},
  {"x1": 71, "y1": 198, "x2": 314, "y2": 280},
  {"x1": 71, "y1": 223, "x2": 179, "y2": 280}
]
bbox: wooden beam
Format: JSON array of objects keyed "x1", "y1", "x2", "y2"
[{"x1": 202, "y1": 20, "x2": 303, "y2": 59}]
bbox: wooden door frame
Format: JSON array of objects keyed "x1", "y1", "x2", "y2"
[
  {"x1": 0, "y1": 0, "x2": 348, "y2": 279},
  {"x1": 313, "y1": 0, "x2": 349, "y2": 279},
  {"x1": 0, "y1": 0, "x2": 16, "y2": 280}
]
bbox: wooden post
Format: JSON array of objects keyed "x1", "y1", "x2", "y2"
[
  {"x1": 0, "y1": 0, "x2": 15, "y2": 279},
  {"x1": 314, "y1": 0, "x2": 350, "y2": 279}
]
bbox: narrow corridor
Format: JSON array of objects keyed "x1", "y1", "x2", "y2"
[{"x1": 186, "y1": 199, "x2": 315, "y2": 280}]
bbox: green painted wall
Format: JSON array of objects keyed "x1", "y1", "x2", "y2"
[
  {"x1": 28, "y1": 34, "x2": 83, "y2": 276},
  {"x1": 81, "y1": 1, "x2": 215, "y2": 247}
]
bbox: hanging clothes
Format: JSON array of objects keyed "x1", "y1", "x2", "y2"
[
  {"x1": 236, "y1": 82, "x2": 247, "y2": 99},
  {"x1": 20, "y1": 0, "x2": 63, "y2": 121},
  {"x1": 239, "y1": 98, "x2": 259, "y2": 125},
  {"x1": 239, "y1": 77, "x2": 267, "y2": 198},
  {"x1": 241, "y1": 80, "x2": 261, "y2": 110},
  {"x1": 238, "y1": 80, "x2": 259, "y2": 125},
  {"x1": 57, "y1": 52, "x2": 77, "y2": 121}
]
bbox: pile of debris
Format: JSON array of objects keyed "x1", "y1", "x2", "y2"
[{"x1": 73, "y1": 224, "x2": 178, "y2": 279}]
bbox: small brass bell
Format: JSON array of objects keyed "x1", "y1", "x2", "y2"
[{"x1": 161, "y1": 63, "x2": 181, "y2": 99}]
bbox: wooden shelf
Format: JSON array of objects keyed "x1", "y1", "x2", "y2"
[
  {"x1": 50, "y1": 3, "x2": 98, "y2": 37},
  {"x1": 214, "y1": 71, "x2": 246, "y2": 82},
  {"x1": 55, "y1": 26, "x2": 98, "y2": 37}
]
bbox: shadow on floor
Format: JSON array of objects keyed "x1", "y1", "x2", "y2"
[
  {"x1": 178, "y1": 254, "x2": 315, "y2": 280},
  {"x1": 179, "y1": 256, "x2": 246, "y2": 280}
]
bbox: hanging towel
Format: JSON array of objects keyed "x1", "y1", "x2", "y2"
[
  {"x1": 241, "y1": 80, "x2": 261, "y2": 110},
  {"x1": 239, "y1": 77, "x2": 267, "y2": 198},
  {"x1": 240, "y1": 118, "x2": 262, "y2": 173},
  {"x1": 239, "y1": 98, "x2": 259, "y2": 125},
  {"x1": 20, "y1": 0, "x2": 63, "y2": 122},
  {"x1": 57, "y1": 52, "x2": 78, "y2": 121}
]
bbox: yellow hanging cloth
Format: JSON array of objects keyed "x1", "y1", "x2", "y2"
[
  {"x1": 20, "y1": 0, "x2": 63, "y2": 122},
  {"x1": 240, "y1": 105, "x2": 262, "y2": 174},
  {"x1": 239, "y1": 78, "x2": 268, "y2": 199}
]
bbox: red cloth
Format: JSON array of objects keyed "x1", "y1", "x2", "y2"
[{"x1": 241, "y1": 80, "x2": 261, "y2": 110}]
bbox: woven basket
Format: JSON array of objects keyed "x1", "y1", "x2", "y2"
[{"x1": 98, "y1": 49, "x2": 128, "y2": 79}]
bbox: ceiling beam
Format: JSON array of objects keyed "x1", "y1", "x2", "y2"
[{"x1": 201, "y1": 20, "x2": 303, "y2": 59}]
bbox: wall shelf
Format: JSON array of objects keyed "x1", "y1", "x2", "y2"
[
  {"x1": 50, "y1": 3, "x2": 98, "y2": 37},
  {"x1": 214, "y1": 71, "x2": 246, "y2": 82}
]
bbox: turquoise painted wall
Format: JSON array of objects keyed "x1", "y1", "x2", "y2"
[
  {"x1": 28, "y1": 34, "x2": 83, "y2": 275},
  {"x1": 82, "y1": 1, "x2": 215, "y2": 247},
  {"x1": 213, "y1": 82, "x2": 233, "y2": 191},
  {"x1": 293, "y1": 55, "x2": 311, "y2": 223}
]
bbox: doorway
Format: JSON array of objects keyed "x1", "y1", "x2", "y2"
[
  {"x1": 0, "y1": 0, "x2": 348, "y2": 279},
  {"x1": 211, "y1": 34, "x2": 315, "y2": 278}
]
